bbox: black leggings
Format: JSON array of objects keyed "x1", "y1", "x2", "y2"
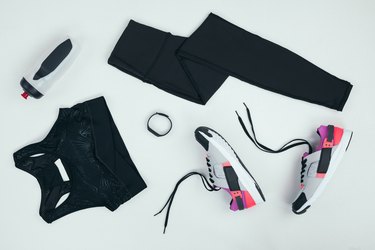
[{"x1": 108, "y1": 13, "x2": 352, "y2": 111}]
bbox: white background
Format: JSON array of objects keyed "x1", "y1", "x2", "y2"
[{"x1": 1, "y1": 0, "x2": 374, "y2": 249}]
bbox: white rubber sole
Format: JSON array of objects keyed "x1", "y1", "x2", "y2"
[
  {"x1": 199, "y1": 130, "x2": 265, "y2": 205},
  {"x1": 296, "y1": 129, "x2": 353, "y2": 213}
]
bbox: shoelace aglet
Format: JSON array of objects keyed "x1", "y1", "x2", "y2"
[
  {"x1": 243, "y1": 102, "x2": 249, "y2": 109},
  {"x1": 163, "y1": 227, "x2": 166, "y2": 234},
  {"x1": 235, "y1": 110, "x2": 240, "y2": 117}
]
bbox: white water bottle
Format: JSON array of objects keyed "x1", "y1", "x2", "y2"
[{"x1": 20, "y1": 37, "x2": 77, "y2": 99}]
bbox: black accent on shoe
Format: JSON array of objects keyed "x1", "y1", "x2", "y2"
[
  {"x1": 223, "y1": 165, "x2": 245, "y2": 210},
  {"x1": 345, "y1": 132, "x2": 353, "y2": 152},
  {"x1": 300, "y1": 158, "x2": 308, "y2": 183},
  {"x1": 292, "y1": 192, "x2": 308, "y2": 214},
  {"x1": 327, "y1": 125, "x2": 334, "y2": 141},
  {"x1": 317, "y1": 125, "x2": 334, "y2": 174},
  {"x1": 194, "y1": 127, "x2": 212, "y2": 151},
  {"x1": 293, "y1": 205, "x2": 311, "y2": 215},
  {"x1": 254, "y1": 182, "x2": 266, "y2": 202},
  {"x1": 196, "y1": 126, "x2": 266, "y2": 202}
]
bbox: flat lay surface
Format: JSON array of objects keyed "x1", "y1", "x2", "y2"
[{"x1": 0, "y1": 0, "x2": 374, "y2": 249}]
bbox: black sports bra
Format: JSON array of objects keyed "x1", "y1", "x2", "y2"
[{"x1": 13, "y1": 97, "x2": 147, "y2": 223}]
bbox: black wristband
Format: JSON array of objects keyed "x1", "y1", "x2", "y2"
[{"x1": 147, "y1": 112, "x2": 172, "y2": 137}]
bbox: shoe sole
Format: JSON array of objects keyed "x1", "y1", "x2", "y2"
[
  {"x1": 196, "y1": 127, "x2": 266, "y2": 205},
  {"x1": 294, "y1": 129, "x2": 353, "y2": 214}
]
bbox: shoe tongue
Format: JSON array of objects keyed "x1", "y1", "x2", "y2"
[{"x1": 316, "y1": 125, "x2": 328, "y2": 151}]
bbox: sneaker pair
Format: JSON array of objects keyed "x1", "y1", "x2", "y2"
[
  {"x1": 195, "y1": 124, "x2": 352, "y2": 215},
  {"x1": 156, "y1": 105, "x2": 352, "y2": 233}
]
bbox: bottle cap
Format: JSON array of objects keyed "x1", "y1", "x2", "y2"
[{"x1": 21, "y1": 91, "x2": 29, "y2": 99}]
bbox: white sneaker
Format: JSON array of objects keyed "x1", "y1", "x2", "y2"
[
  {"x1": 292, "y1": 125, "x2": 353, "y2": 214},
  {"x1": 195, "y1": 126, "x2": 266, "y2": 210}
]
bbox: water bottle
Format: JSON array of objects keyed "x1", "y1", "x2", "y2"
[{"x1": 20, "y1": 37, "x2": 77, "y2": 99}]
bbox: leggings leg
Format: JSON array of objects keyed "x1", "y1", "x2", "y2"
[
  {"x1": 178, "y1": 13, "x2": 352, "y2": 111},
  {"x1": 109, "y1": 14, "x2": 352, "y2": 111},
  {"x1": 108, "y1": 20, "x2": 227, "y2": 104}
]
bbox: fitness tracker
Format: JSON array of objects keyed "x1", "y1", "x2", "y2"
[{"x1": 147, "y1": 112, "x2": 172, "y2": 137}]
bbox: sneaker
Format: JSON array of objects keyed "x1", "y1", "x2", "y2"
[
  {"x1": 292, "y1": 125, "x2": 353, "y2": 214},
  {"x1": 195, "y1": 126, "x2": 266, "y2": 210},
  {"x1": 155, "y1": 126, "x2": 266, "y2": 233}
]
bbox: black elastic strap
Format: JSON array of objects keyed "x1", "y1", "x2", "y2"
[
  {"x1": 147, "y1": 112, "x2": 172, "y2": 137},
  {"x1": 236, "y1": 103, "x2": 313, "y2": 154},
  {"x1": 154, "y1": 172, "x2": 220, "y2": 234},
  {"x1": 317, "y1": 125, "x2": 334, "y2": 174},
  {"x1": 223, "y1": 166, "x2": 244, "y2": 210}
]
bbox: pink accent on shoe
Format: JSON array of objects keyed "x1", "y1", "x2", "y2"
[
  {"x1": 316, "y1": 125, "x2": 328, "y2": 151},
  {"x1": 316, "y1": 173, "x2": 326, "y2": 178},
  {"x1": 230, "y1": 200, "x2": 238, "y2": 211},
  {"x1": 333, "y1": 127, "x2": 344, "y2": 145},
  {"x1": 222, "y1": 161, "x2": 231, "y2": 167},
  {"x1": 225, "y1": 188, "x2": 255, "y2": 211},
  {"x1": 243, "y1": 191, "x2": 256, "y2": 208},
  {"x1": 322, "y1": 138, "x2": 334, "y2": 148},
  {"x1": 300, "y1": 183, "x2": 305, "y2": 189},
  {"x1": 229, "y1": 190, "x2": 242, "y2": 201},
  {"x1": 316, "y1": 125, "x2": 344, "y2": 151},
  {"x1": 223, "y1": 188, "x2": 239, "y2": 211}
]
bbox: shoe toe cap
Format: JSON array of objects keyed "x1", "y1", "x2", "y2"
[
  {"x1": 194, "y1": 127, "x2": 212, "y2": 150},
  {"x1": 292, "y1": 192, "x2": 310, "y2": 215}
]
